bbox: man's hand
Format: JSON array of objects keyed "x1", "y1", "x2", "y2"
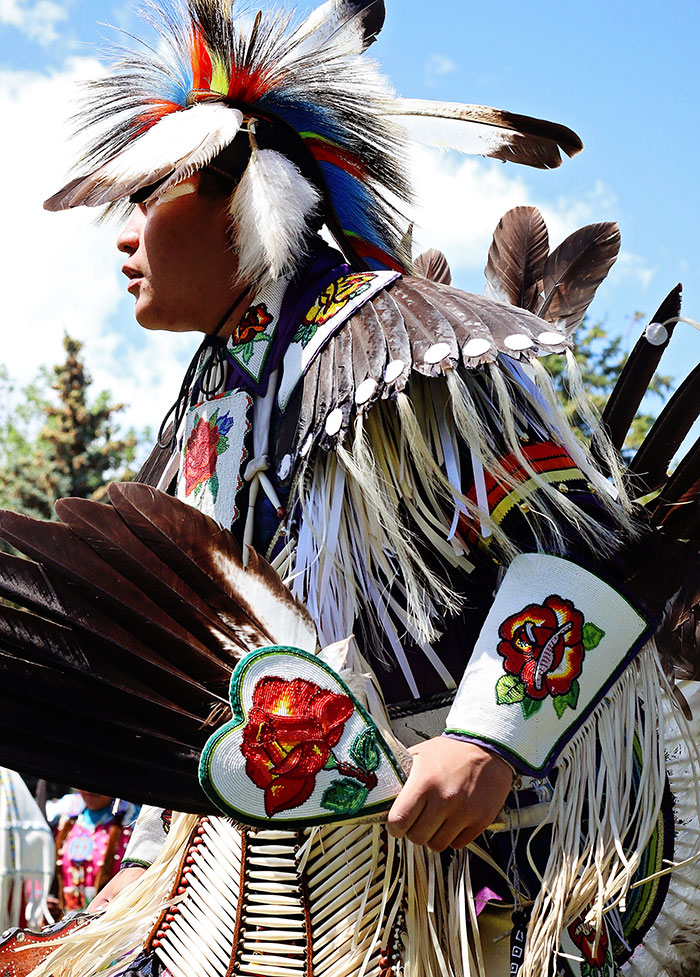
[
  {"x1": 89, "y1": 866, "x2": 147, "y2": 912},
  {"x1": 386, "y1": 737, "x2": 513, "y2": 851}
]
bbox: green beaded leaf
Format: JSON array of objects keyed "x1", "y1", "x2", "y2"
[
  {"x1": 582, "y1": 622, "x2": 606, "y2": 651},
  {"x1": 495, "y1": 674, "x2": 526, "y2": 705},
  {"x1": 209, "y1": 472, "x2": 220, "y2": 503},
  {"x1": 321, "y1": 778, "x2": 370, "y2": 817},
  {"x1": 349, "y1": 728, "x2": 381, "y2": 773},
  {"x1": 552, "y1": 680, "x2": 580, "y2": 719},
  {"x1": 521, "y1": 696, "x2": 543, "y2": 720}
]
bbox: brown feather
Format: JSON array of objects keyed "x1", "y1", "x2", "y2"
[
  {"x1": 0, "y1": 550, "x2": 221, "y2": 714},
  {"x1": 108, "y1": 483, "x2": 317, "y2": 653},
  {"x1": 389, "y1": 99, "x2": 583, "y2": 169},
  {"x1": 484, "y1": 206, "x2": 549, "y2": 310},
  {"x1": 389, "y1": 279, "x2": 459, "y2": 376},
  {"x1": 55, "y1": 496, "x2": 250, "y2": 662},
  {"x1": 414, "y1": 248, "x2": 452, "y2": 285},
  {"x1": 650, "y1": 435, "x2": 700, "y2": 540},
  {"x1": 368, "y1": 288, "x2": 412, "y2": 384},
  {"x1": 0, "y1": 508, "x2": 230, "y2": 683},
  {"x1": 537, "y1": 222, "x2": 621, "y2": 332},
  {"x1": 0, "y1": 604, "x2": 206, "y2": 736},
  {"x1": 627, "y1": 363, "x2": 700, "y2": 496}
]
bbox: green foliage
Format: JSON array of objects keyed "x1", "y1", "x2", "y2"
[
  {"x1": 542, "y1": 318, "x2": 673, "y2": 461},
  {"x1": 0, "y1": 335, "x2": 146, "y2": 522}
]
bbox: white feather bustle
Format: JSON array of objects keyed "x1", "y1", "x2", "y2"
[{"x1": 228, "y1": 148, "x2": 321, "y2": 286}]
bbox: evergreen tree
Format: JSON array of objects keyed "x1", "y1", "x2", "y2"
[{"x1": 0, "y1": 335, "x2": 143, "y2": 520}]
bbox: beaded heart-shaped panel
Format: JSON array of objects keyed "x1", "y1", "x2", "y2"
[{"x1": 199, "y1": 647, "x2": 405, "y2": 827}]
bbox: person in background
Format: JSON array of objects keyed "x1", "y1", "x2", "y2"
[{"x1": 53, "y1": 793, "x2": 138, "y2": 915}]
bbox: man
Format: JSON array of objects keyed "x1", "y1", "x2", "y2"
[{"x1": 0, "y1": 1, "x2": 697, "y2": 975}]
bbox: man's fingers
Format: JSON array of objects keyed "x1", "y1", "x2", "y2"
[
  {"x1": 449, "y1": 823, "x2": 486, "y2": 850},
  {"x1": 386, "y1": 782, "x2": 427, "y2": 838}
]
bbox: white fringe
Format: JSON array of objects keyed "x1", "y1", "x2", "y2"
[
  {"x1": 520, "y1": 641, "x2": 674, "y2": 977},
  {"x1": 621, "y1": 681, "x2": 700, "y2": 977}
]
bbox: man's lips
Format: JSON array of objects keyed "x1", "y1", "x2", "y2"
[{"x1": 122, "y1": 264, "x2": 143, "y2": 293}]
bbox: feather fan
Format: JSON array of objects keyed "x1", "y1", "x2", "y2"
[{"x1": 0, "y1": 486, "x2": 317, "y2": 809}]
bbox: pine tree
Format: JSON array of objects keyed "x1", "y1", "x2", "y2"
[{"x1": 0, "y1": 335, "x2": 143, "y2": 520}]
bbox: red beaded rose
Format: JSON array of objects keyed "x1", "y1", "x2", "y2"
[
  {"x1": 183, "y1": 416, "x2": 219, "y2": 496},
  {"x1": 241, "y1": 677, "x2": 354, "y2": 817},
  {"x1": 497, "y1": 595, "x2": 585, "y2": 701}
]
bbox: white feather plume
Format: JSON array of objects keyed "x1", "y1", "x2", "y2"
[
  {"x1": 283, "y1": 0, "x2": 377, "y2": 60},
  {"x1": 45, "y1": 103, "x2": 243, "y2": 211},
  {"x1": 229, "y1": 149, "x2": 321, "y2": 284}
]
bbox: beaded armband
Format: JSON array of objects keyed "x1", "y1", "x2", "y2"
[{"x1": 444, "y1": 553, "x2": 653, "y2": 776}]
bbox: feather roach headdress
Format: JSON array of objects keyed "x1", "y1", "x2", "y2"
[{"x1": 45, "y1": 0, "x2": 583, "y2": 284}]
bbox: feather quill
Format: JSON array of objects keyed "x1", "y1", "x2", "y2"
[
  {"x1": 387, "y1": 98, "x2": 583, "y2": 169},
  {"x1": 44, "y1": 103, "x2": 243, "y2": 210},
  {"x1": 536, "y1": 222, "x2": 620, "y2": 331},
  {"x1": 484, "y1": 206, "x2": 548, "y2": 309},
  {"x1": 230, "y1": 148, "x2": 321, "y2": 283}
]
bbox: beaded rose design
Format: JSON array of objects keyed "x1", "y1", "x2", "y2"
[{"x1": 495, "y1": 595, "x2": 605, "y2": 719}]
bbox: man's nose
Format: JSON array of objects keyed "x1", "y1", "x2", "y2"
[{"x1": 117, "y1": 211, "x2": 142, "y2": 256}]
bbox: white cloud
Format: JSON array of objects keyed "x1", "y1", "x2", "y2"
[
  {"x1": 408, "y1": 147, "x2": 622, "y2": 295},
  {"x1": 425, "y1": 52, "x2": 457, "y2": 85},
  {"x1": 0, "y1": 0, "x2": 67, "y2": 46},
  {"x1": 0, "y1": 59, "x2": 196, "y2": 443},
  {"x1": 614, "y1": 252, "x2": 656, "y2": 291}
]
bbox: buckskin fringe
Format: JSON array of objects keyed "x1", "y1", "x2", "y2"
[{"x1": 520, "y1": 642, "x2": 684, "y2": 977}]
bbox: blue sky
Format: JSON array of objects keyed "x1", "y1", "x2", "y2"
[{"x1": 1, "y1": 0, "x2": 698, "y2": 452}]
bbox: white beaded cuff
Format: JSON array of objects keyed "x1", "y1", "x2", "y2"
[{"x1": 444, "y1": 553, "x2": 653, "y2": 776}]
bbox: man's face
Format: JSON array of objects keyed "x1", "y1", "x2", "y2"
[{"x1": 117, "y1": 178, "x2": 243, "y2": 335}]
